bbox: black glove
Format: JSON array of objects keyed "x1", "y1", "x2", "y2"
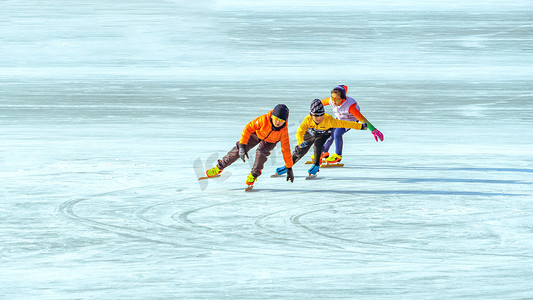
[
  {"x1": 361, "y1": 123, "x2": 368, "y2": 130},
  {"x1": 286, "y1": 167, "x2": 294, "y2": 183},
  {"x1": 238, "y1": 143, "x2": 249, "y2": 162}
]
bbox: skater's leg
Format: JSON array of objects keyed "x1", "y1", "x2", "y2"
[
  {"x1": 291, "y1": 132, "x2": 315, "y2": 164},
  {"x1": 251, "y1": 141, "x2": 277, "y2": 178},
  {"x1": 217, "y1": 133, "x2": 260, "y2": 170},
  {"x1": 323, "y1": 134, "x2": 334, "y2": 154},
  {"x1": 334, "y1": 128, "x2": 350, "y2": 156},
  {"x1": 312, "y1": 133, "x2": 332, "y2": 166}
]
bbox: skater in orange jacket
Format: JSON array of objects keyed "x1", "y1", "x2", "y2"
[
  {"x1": 205, "y1": 104, "x2": 294, "y2": 187},
  {"x1": 275, "y1": 99, "x2": 367, "y2": 177}
]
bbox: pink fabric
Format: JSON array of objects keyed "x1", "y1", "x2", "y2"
[{"x1": 372, "y1": 129, "x2": 384, "y2": 142}]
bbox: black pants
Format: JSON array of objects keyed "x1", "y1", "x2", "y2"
[
  {"x1": 217, "y1": 133, "x2": 277, "y2": 178},
  {"x1": 292, "y1": 131, "x2": 332, "y2": 166}
]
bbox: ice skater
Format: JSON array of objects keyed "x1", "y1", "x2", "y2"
[
  {"x1": 203, "y1": 104, "x2": 294, "y2": 189},
  {"x1": 275, "y1": 99, "x2": 368, "y2": 178},
  {"x1": 318, "y1": 85, "x2": 384, "y2": 164}
]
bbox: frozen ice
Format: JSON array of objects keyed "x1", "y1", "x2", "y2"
[{"x1": 1, "y1": 1, "x2": 532, "y2": 299}]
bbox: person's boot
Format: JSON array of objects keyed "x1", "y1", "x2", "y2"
[
  {"x1": 311, "y1": 152, "x2": 329, "y2": 161},
  {"x1": 245, "y1": 173, "x2": 257, "y2": 186},
  {"x1": 325, "y1": 153, "x2": 342, "y2": 164},
  {"x1": 275, "y1": 166, "x2": 287, "y2": 175},
  {"x1": 205, "y1": 166, "x2": 222, "y2": 177}
]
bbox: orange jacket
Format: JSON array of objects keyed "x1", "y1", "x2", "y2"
[{"x1": 239, "y1": 110, "x2": 293, "y2": 168}]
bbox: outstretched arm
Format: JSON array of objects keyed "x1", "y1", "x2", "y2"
[
  {"x1": 348, "y1": 104, "x2": 383, "y2": 142},
  {"x1": 349, "y1": 104, "x2": 373, "y2": 130}
]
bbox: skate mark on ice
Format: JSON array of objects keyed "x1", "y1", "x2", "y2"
[
  {"x1": 57, "y1": 185, "x2": 364, "y2": 261},
  {"x1": 288, "y1": 199, "x2": 533, "y2": 259}
]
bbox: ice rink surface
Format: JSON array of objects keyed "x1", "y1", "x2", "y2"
[{"x1": 1, "y1": 1, "x2": 533, "y2": 299}]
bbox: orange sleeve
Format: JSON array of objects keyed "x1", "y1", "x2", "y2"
[
  {"x1": 348, "y1": 103, "x2": 367, "y2": 123},
  {"x1": 321, "y1": 97, "x2": 330, "y2": 106},
  {"x1": 280, "y1": 127, "x2": 293, "y2": 168},
  {"x1": 349, "y1": 103, "x2": 376, "y2": 131},
  {"x1": 239, "y1": 115, "x2": 264, "y2": 144}
]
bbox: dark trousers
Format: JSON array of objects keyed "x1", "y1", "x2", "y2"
[
  {"x1": 292, "y1": 131, "x2": 332, "y2": 166},
  {"x1": 217, "y1": 133, "x2": 277, "y2": 178}
]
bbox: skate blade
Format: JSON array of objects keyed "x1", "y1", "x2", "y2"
[
  {"x1": 304, "y1": 162, "x2": 343, "y2": 167},
  {"x1": 270, "y1": 174, "x2": 285, "y2": 178},
  {"x1": 198, "y1": 175, "x2": 221, "y2": 180},
  {"x1": 321, "y1": 163, "x2": 344, "y2": 168},
  {"x1": 305, "y1": 174, "x2": 318, "y2": 180}
]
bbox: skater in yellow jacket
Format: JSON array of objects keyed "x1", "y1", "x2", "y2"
[{"x1": 275, "y1": 99, "x2": 367, "y2": 177}]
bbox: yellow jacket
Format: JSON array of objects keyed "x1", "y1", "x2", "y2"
[{"x1": 296, "y1": 113, "x2": 365, "y2": 145}]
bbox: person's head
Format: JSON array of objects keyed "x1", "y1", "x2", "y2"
[
  {"x1": 271, "y1": 104, "x2": 289, "y2": 128},
  {"x1": 310, "y1": 98, "x2": 325, "y2": 124},
  {"x1": 331, "y1": 85, "x2": 348, "y2": 105}
]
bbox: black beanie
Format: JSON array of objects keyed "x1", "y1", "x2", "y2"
[
  {"x1": 272, "y1": 104, "x2": 289, "y2": 121},
  {"x1": 310, "y1": 99, "x2": 325, "y2": 116}
]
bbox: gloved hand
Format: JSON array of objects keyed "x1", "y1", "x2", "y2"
[
  {"x1": 308, "y1": 164, "x2": 320, "y2": 175},
  {"x1": 361, "y1": 123, "x2": 368, "y2": 130},
  {"x1": 238, "y1": 143, "x2": 249, "y2": 162},
  {"x1": 371, "y1": 129, "x2": 384, "y2": 142},
  {"x1": 299, "y1": 141, "x2": 309, "y2": 148},
  {"x1": 286, "y1": 167, "x2": 294, "y2": 183}
]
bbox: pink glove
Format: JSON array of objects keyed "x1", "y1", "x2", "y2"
[{"x1": 372, "y1": 129, "x2": 384, "y2": 142}]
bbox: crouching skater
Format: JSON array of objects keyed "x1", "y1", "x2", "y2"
[
  {"x1": 205, "y1": 104, "x2": 294, "y2": 188},
  {"x1": 275, "y1": 99, "x2": 367, "y2": 177},
  {"x1": 320, "y1": 85, "x2": 384, "y2": 164}
]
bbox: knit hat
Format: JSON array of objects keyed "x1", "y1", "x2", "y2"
[
  {"x1": 310, "y1": 99, "x2": 325, "y2": 116},
  {"x1": 331, "y1": 85, "x2": 348, "y2": 99},
  {"x1": 272, "y1": 104, "x2": 289, "y2": 121}
]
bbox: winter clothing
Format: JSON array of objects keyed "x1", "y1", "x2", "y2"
[
  {"x1": 372, "y1": 129, "x2": 384, "y2": 142},
  {"x1": 321, "y1": 85, "x2": 384, "y2": 156},
  {"x1": 287, "y1": 113, "x2": 365, "y2": 167},
  {"x1": 276, "y1": 166, "x2": 287, "y2": 175},
  {"x1": 272, "y1": 104, "x2": 289, "y2": 121},
  {"x1": 286, "y1": 168, "x2": 294, "y2": 182},
  {"x1": 205, "y1": 165, "x2": 221, "y2": 177},
  {"x1": 310, "y1": 98, "x2": 325, "y2": 116},
  {"x1": 321, "y1": 96, "x2": 373, "y2": 130},
  {"x1": 295, "y1": 114, "x2": 365, "y2": 146},
  {"x1": 238, "y1": 143, "x2": 248, "y2": 162},
  {"x1": 246, "y1": 173, "x2": 257, "y2": 186},
  {"x1": 215, "y1": 107, "x2": 293, "y2": 182},
  {"x1": 292, "y1": 130, "x2": 332, "y2": 166},
  {"x1": 323, "y1": 127, "x2": 350, "y2": 156},
  {"x1": 218, "y1": 133, "x2": 279, "y2": 178},
  {"x1": 311, "y1": 152, "x2": 329, "y2": 160},
  {"x1": 332, "y1": 85, "x2": 347, "y2": 99},
  {"x1": 239, "y1": 110, "x2": 292, "y2": 163},
  {"x1": 326, "y1": 153, "x2": 342, "y2": 164},
  {"x1": 308, "y1": 164, "x2": 320, "y2": 175}
]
